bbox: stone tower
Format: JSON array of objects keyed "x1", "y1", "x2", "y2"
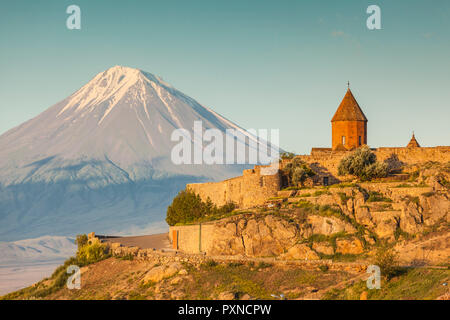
[{"x1": 331, "y1": 87, "x2": 368, "y2": 150}]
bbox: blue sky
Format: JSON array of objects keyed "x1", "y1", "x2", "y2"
[{"x1": 1, "y1": 0, "x2": 449, "y2": 154}]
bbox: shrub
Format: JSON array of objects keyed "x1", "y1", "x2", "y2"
[
  {"x1": 280, "y1": 152, "x2": 295, "y2": 160},
  {"x1": 373, "y1": 244, "x2": 399, "y2": 280},
  {"x1": 283, "y1": 158, "x2": 315, "y2": 187},
  {"x1": 202, "y1": 260, "x2": 218, "y2": 268},
  {"x1": 76, "y1": 240, "x2": 110, "y2": 266},
  {"x1": 319, "y1": 265, "x2": 329, "y2": 273},
  {"x1": 338, "y1": 146, "x2": 388, "y2": 181},
  {"x1": 75, "y1": 234, "x2": 88, "y2": 248},
  {"x1": 367, "y1": 191, "x2": 392, "y2": 203}
]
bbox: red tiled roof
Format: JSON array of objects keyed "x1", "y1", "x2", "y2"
[
  {"x1": 331, "y1": 89, "x2": 368, "y2": 122},
  {"x1": 407, "y1": 133, "x2": 421, "y2": 148}
]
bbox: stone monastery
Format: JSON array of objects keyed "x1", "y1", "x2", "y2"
[{"x1": 187, "y1": 86, "x2": 450, "y2": 209}]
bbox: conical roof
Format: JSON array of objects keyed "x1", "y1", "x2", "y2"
[
  {"x1": 331, "y1": 88, "x2": 368, "y2": 122},
  {"x1": 407, "y1": 133, "x2": 421, "y2": 148}
]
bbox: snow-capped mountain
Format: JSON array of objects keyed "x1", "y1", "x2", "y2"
[{"x1": 0, "y1": 66, "x2": 274, "y2": 241}]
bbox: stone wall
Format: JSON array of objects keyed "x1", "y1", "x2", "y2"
[
  {"x1": 375, "y1": 146, "x2": 450, "y2": 164},
  {"x1": 295, "y1": 146, "x2": 450, "y2": 178},
  {"x1": 187, "y1": 164, "x2": 281, "y2": 208},
  {"x1": 169, "y1": 223, "x2": 216, "y2": 254},
  {"x1": 187, "y1": 146, "x2": 449, "y2": 209}
]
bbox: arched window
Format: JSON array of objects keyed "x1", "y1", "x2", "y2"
[
  {"x1": 342, "y1": 136, "x2": 346, "y2": 145},
  {"x1": 358, "y1": 136, "x2": 362, "y2": 146}
]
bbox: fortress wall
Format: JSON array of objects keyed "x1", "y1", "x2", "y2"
[
  {"x1": 375, "y1": 146, "x2": 450, "y2": 164},
  {"x1": 186, "y1": 147, "x2": 449, "y2": 209},
  {"x1": 187, "y1": 165, "x2": 281, "y2": 209},
  {"x1": 169, "y1": 223, "x2": 216, "y2": 254},
  {"x1": 293, "y1": 146, "x2": 450, "y2": 177}
]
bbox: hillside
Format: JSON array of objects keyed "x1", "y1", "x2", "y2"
[{"x1": 2, "y1": 161, "x2": 449, "y2": 300}]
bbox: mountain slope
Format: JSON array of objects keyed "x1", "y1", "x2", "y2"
[{"x1": 0, "y1": 66, "x2": 271, "y2": 241}]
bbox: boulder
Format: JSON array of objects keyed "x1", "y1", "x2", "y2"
[
  {"x1": 281, "y1": 244, "x2": 320, "y2": 260},
  {"x1": 307, "y1": 215, "x2": 356, "y2": 235},
  {"x1": 312, "y1": 242, "x2": 334, "y2": 255},
  {"x1": 143, "y1": 262, "x2": 183, "y2": 283},
  {"x1": 355, "y1": 206, "x2": 374, "y2": 227},
  {"x1": 335, "y1": 238, "x2": 364, "y2": 255}
]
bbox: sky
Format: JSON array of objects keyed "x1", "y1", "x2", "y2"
[{"x1": 0, "y1": 0, "x2": 449, "y2": 154}]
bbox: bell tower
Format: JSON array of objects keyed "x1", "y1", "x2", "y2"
[{"x1": 331, "y1": 84, "x2": 368, "y2": 150}]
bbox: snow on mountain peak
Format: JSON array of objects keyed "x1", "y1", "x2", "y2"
[{"x1": 56, "y1": 66, "x2": 169, "y2": 121}]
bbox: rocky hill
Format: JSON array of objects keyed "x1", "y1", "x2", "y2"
[
  {"x1": 170, "y1": 161, "x2": 449, "y2": 266},
  {"x1": 2, "y1": 162, "x2": 448, "y2": 300}
]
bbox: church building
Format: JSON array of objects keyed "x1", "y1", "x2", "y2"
[{"x1": 331, "y1": 86, "x2": 368, "y2": 151}]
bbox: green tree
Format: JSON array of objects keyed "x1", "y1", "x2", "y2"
[
  {"x1": 166, "y1": 190, "x2": 236, "y2": 225},
  {"x1": 166, "y1": 190, "x2": 206, "y2": 226}
]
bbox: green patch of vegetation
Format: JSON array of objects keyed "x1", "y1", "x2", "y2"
[
  {"x1": 256, "y1": 262, "x2": 273, "y2": 269},
  {"x1": 421, "y1": 191, "x2": 435, "y2": 197},
  {"x1": 323, "y1": 268, "x2": 449, "y2": 300},
  {"x1": 337, "y1": 192, "x2": 350, "y2": 204},
  {"x1": 329, "y1": 182, "x2": 358, "y2": 188},
  {"x1": 373, "y1": 244, "x2": 400, "y2": 280},
  {"x1": 394, "y1": 182, "x2": 429, "y2": 188},
  {"x1": 320, "y1": 253, "x2": 365, "y2": 262},
  {"x1": 305, "y1": 231, "x2": 349, "y2": 253},
  {"x1": 293, "y1": 200, "x2": 376, "y2": 249},
  {"x1": 281, "y1": 186, "x2": 303, "y2": 191},
  {"x1": 202, "y1": 259, "x2": 219, "y2": 268},
  {"x1": 408, "y1": 170, "x2": 420, "y2": 182},
  {"x1": 394, "y1": 227, "x2": 414, "y2": 241},
  {"x1": 267, "y1": 196, "x2": 286, "y2": 200},
  {"x1": 338, "y1": 146, "x2": 388, "y2": 181},
  {"x1": 367, "y1": 191, "x2": 392, "y2": 203},
  {"x1": 282, "y1": 158, "x2": 316, "y2": 188},
  {"x1": 403, "y1": 195, "x2": 420, "y2": 206},
  {"x1": 117, "y1": 254, "x2": 134, "y2": 261},
  {"x1": 297, "y1": 193, "x2": 311, "y2": 197},
  {"x1": 1, "y1": 235, "x2": 110, "y2": 300},
  {"x1": 319, "y1": 265, "x2": 329, "y2": 273},
  {"x1": 181, "y1": 262, "x2": 349, "y2": 300},
  {"x1": 280, "y1": 152, "x2": 295, "y2": 160},
  {"x1": 166, "y1": 190, "x2": 236, "y2": 226},
  {"x1": 313, "y1": 190, "x2": 331, "y2": 197}
]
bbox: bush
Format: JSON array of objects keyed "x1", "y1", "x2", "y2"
[
  {"x1": 338, "y1": 146, "x2": 388, "y2": 181},
  {"x1": 166, "y1": 190, "x2": 236, "y2": 226},
  {"x1": 75, "y1": 234, "x2": 88, "y2": 248},
  {"x1": 283, "y1": 158, "x2": 315, "y2": 187},
  {"x1": 280, "y1": 152, "x2": 295, "y2": 160},
  {"x1": 373, "y1": 244, "x2": 399, "y2": 280}
]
